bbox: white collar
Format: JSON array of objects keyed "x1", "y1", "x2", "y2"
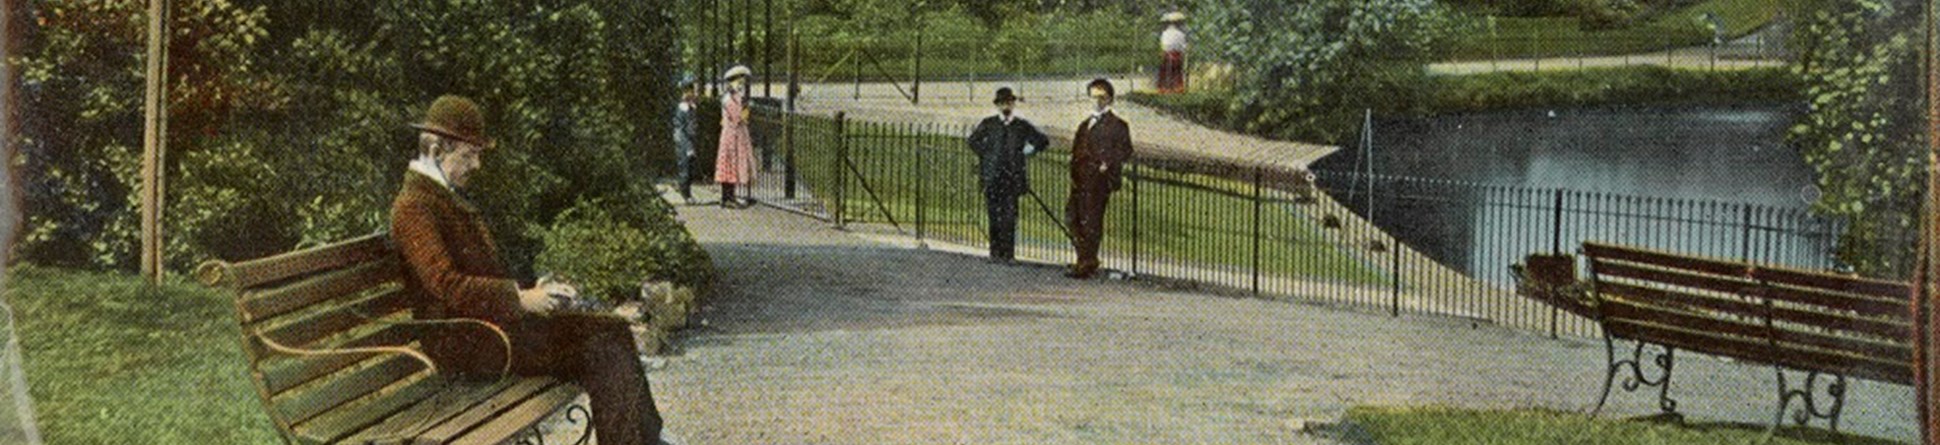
[
  {"x1": 1000, "y1": 112, "x2": 1015, "y2": 125},
  {"x1": 1090, "y1": 108, "x2": 1114, "y2": 122},
  {"x1": 409, "y1": 154, "x2": 454, "y2": 190}
]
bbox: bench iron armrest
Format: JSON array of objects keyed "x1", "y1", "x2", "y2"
[
  {"x1": 387, "y1": 317, "x2": 516, "y2": 378},
  {"x1": 253, "y1": 330, "x2": 441, "y2": 374}
]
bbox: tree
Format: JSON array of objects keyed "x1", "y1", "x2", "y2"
[
  {"x1": 1788, "y1": 0, "x2": 1924, "y2": 278},
  {"x1": 1189, "y1": 0, "x2": 1455, "y2": 142}
]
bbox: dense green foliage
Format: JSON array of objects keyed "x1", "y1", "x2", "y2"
[
  {"x1": 1182, "y1": 0, "x2": 1458, "y2": 143},
  {"x1": 7, "y1": 266, "x2": 279, "y2": 443},
  {"x1": 677, "y1": 0, "x2": 1172, "y2": 82},
  {"x1": 534, "y1": 198, "x2": 714, "y2": 302},
  {"x1": 1786, "y1": 0, "x2": 1924, "y2": 278},
  {"x1": 1345, "y1": 406, "x2": 1900, "y2": 445},
  {"x1": 16, "y1": 0, "x2": 713, "y2": 290},
  {"x1": 1127, "y1": 66, "x2": 1801, "y2": 139}
]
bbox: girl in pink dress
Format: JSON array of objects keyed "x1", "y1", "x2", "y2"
[{"x1": 716, "y1": 66, "x2": 757, "y2": 208}]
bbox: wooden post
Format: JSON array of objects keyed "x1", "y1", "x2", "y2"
[
  {"x1": 140, "y1": 0, "x2": 168, "y2": 285},
  {"x1": 1919, "y1": 0, "x2": 1940, "y2": 442}
]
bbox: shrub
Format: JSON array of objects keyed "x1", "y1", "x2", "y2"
[{"x1": 532, "y1": 196, "x2": 713, "y2": 303}]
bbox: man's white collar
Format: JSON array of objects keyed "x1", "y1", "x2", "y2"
[
  {"x1": 1090, "y1": 108, "x2": 1114, "y2": 122},
  {"x1": 409, "y1": 154, "x2": 453, "y2": 190}
]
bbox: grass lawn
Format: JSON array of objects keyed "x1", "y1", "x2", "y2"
[
  {"x1": 1345, "y1": 406, "x2": 1902, "y2": 445},
  {"x1": 6, "y1": 265, "x2": 280, "y2": 444},
  {"x1": 1124, "y1": 65, "x2": 1800, "y2": 143},
  {"x1": 777, "y1": 115, "x2": 1387, "y2": 287},
  {"x1": 1448, "y1": 0, "x2": 1785, "y2": 60}
]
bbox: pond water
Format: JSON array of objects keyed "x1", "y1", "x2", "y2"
[{"x1": 1307, "y1": 103, "x2": 1840, "y2": 283}]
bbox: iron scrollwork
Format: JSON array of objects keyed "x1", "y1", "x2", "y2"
[
  {"x1": 1773, "y1": 368, "x2": 1846, "y2": 432},
  {"x1": 514, "y1": 403, "x2": 595, "y2": 445},
  {"x1": 1592, "y1": 337, "x2": 1678, "y2": 416}
]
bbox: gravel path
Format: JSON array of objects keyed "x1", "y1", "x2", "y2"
[{"x1": 646, "y1": 195, "x2": 1918, "y2": 444}]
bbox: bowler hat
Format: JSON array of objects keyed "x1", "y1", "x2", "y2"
[
  {"x1": 992, "y1": 87, "x2": 1018, "y2": 104},
  {"x1": 1086, "y1": 78, "x2": 1116, "y2": 98},
  {"x1": 411, "y1": 95, "x2": 492, "y2": 147}
]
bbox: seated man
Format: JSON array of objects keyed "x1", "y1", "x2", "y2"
[{"x1": 390, "y1": 95, "x2": 664, "y2": 445}]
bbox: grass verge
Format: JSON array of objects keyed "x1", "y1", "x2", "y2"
[
  {"x1": 1448, "y1": 0, "x2": 1785, "y2": 60},
  {"x1": 6, "y1": 265, "x2": 280, "y2": 444},
  {"x1": 773, "y1": 115, "x2": 1388, "y2": 287},
  {"x1": 1344, "y1": 406, "x2": 1901, "y2": 445}
]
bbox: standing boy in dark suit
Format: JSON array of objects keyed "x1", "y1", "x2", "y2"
[{"x1": 1065, "y1": 79, "x2": 1133, "y2": 279}]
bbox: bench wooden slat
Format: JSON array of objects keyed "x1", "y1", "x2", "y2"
[
  {"x1": 1608, "y1": 318, "x2": 1910, "y2": 384},
  {"x1": 259, "y1": 323, "x2": 417, "y2": 396},
  {"x1": 449, "y1": 384, "x2": 585, "y2": 445},
  {"x1": 249, "y1": 289, "x2": 411, "y2": 360},
  {"x1": 1602, "y1": 300, "x2": 1912, "y2": 365},
  {"x1": 339, "y1": 379, "x2": 524, "y2": 444},
  {"x1": 1595, "y1": 281, "x2": 1908, "y2": 341},
  {"x1": 1760, "y1": 282, "x2": 1910, "y2": 319},
  {"x1": 417, "y1": 378, "x2": 569, "y2": 444},
  {"x1": 292, "y1": 375, "x2": 446, "y2": 444},
  {"x1": 1584, "y1": 242, "x2": 1750, "y2": 278},
  {"x1": 240, "y1": 258, "x2": 402, "y2": 324},
  {"x1": 1751, "y1": 265, "x2": 1911, "y2": 300},
  {"x1": 275, "y1": 353, "x2": 430, "y2": 426},
  {"x1": 202, "y1": 233, "x2": 393, "y2": 290},
  {"x1": 1605, "y1": 317, "x2": 1781, "y2": 364},
  {"x1": 1591, "y1": 258, "x2": 1759, "y2": 298}
]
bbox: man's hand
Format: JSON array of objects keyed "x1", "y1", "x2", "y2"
[{"x1": 517, "y1": 280, "x2": 578, "y2": 314}]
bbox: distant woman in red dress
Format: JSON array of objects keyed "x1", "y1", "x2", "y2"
[
  {"x1": 1157, "y1": 12, "x2": 1188, "y2": 94},
  {"x1": 716, "y1": 65, "x2": 757, "y2": 208}
]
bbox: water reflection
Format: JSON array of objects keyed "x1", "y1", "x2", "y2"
[{"x1": 1311, "y1": 104, "x2": 1837, "y2": 284}]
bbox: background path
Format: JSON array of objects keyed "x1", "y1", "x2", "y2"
[{"x1": 648, "y1": 189, "x2": 1917, "y2": 444}]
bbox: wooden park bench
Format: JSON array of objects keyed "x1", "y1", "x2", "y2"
[
  {"x1": 1575, "y1": 241, "x2": 1912, "y2": 432},
  {"x1": 196, "y1": 233, "x2": 593, "y2": 445}
]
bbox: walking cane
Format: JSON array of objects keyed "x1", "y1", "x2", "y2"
[{"x1": 1023, "y1": 187, "x2": 1075, "y2": 243}]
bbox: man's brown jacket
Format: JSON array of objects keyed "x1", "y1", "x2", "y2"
[{"x1": 390, "y1": 171, "x2": 524, "y2": 372}]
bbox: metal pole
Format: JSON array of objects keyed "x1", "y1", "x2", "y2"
[
  {"x1": 1131, "y1": 162, "x2": 1140, "y2": 277},
  {"x1": 1391, "y1": 234, "x2": 1401, "y2": 317},
  {"x1": 1553, "y1": 189, "x2": 1565, "y2": 254},
  {"x1": 743, "y1": 0, "x2": 753, "y2": 67},
  {"x1": 912, "y1": 25, "x2": 922, "y2": 105},
  {"x1": 764, "y1": 0, "x2": 773, "y2": 97},
  {"x1": 915, "y1": 132, "x2": 925, "y2": 244},
  {"x1": 834, "y1": 111, "x2": 847, "y2": 229},
  {"x1": 140, "y1": 0, "x2": 168, "y2": 284},
  {"x1": 1252, "y1": 166, "x2": 1262, "y2": 296},
  {"x1": 785, "y1": 31, "x2": 799, "y2": 199}
]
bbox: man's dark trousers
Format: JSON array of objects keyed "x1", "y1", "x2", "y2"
[
  {"x1": 1067, "y1": 178, "x2": 1111, "y2": 269},
  {"x1": 985, "y1": 187, "x2": 1020, "y2": 259},
  {"x1": 507, "y1": 313, "x2": 662, "y2": 445}
]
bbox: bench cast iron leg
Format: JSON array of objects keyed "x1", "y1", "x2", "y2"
[
  {"x1": 515, "y1": 403, "x2": 595, "y2": 445},
  {"x1": 1593, "y1": 334, "x2": 1678, "y2": 417},
  {"x1": 1770, "y1": 368, "x2": 1847, "y2": 436}
]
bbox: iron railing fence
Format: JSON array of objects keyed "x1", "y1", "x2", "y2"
[{"x1": 736, "y1": 106, "x2": 1911, "y2": 338}]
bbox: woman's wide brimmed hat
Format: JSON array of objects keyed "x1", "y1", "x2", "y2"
[
  {"x1": 410, "y1": 95, "x2": 493, "y2": 147},
  {"x1": 1162, "y1": 11, "x2": 1187, "y2": 23},
  {"x1": 724, "y1": 65, "x2": 753, "y2": 81}
]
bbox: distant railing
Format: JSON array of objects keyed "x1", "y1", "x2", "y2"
[{"x1": 737, "y1": 107, "x2": 1905, "y2": 339}]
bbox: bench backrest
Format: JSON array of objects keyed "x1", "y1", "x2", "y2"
[
  {"x1": 196, "y1": 233, "x2": 436, "y2": 443},
  {"x1": 1583, "y1": 242, "x2": 1913, "y2": 384}
]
